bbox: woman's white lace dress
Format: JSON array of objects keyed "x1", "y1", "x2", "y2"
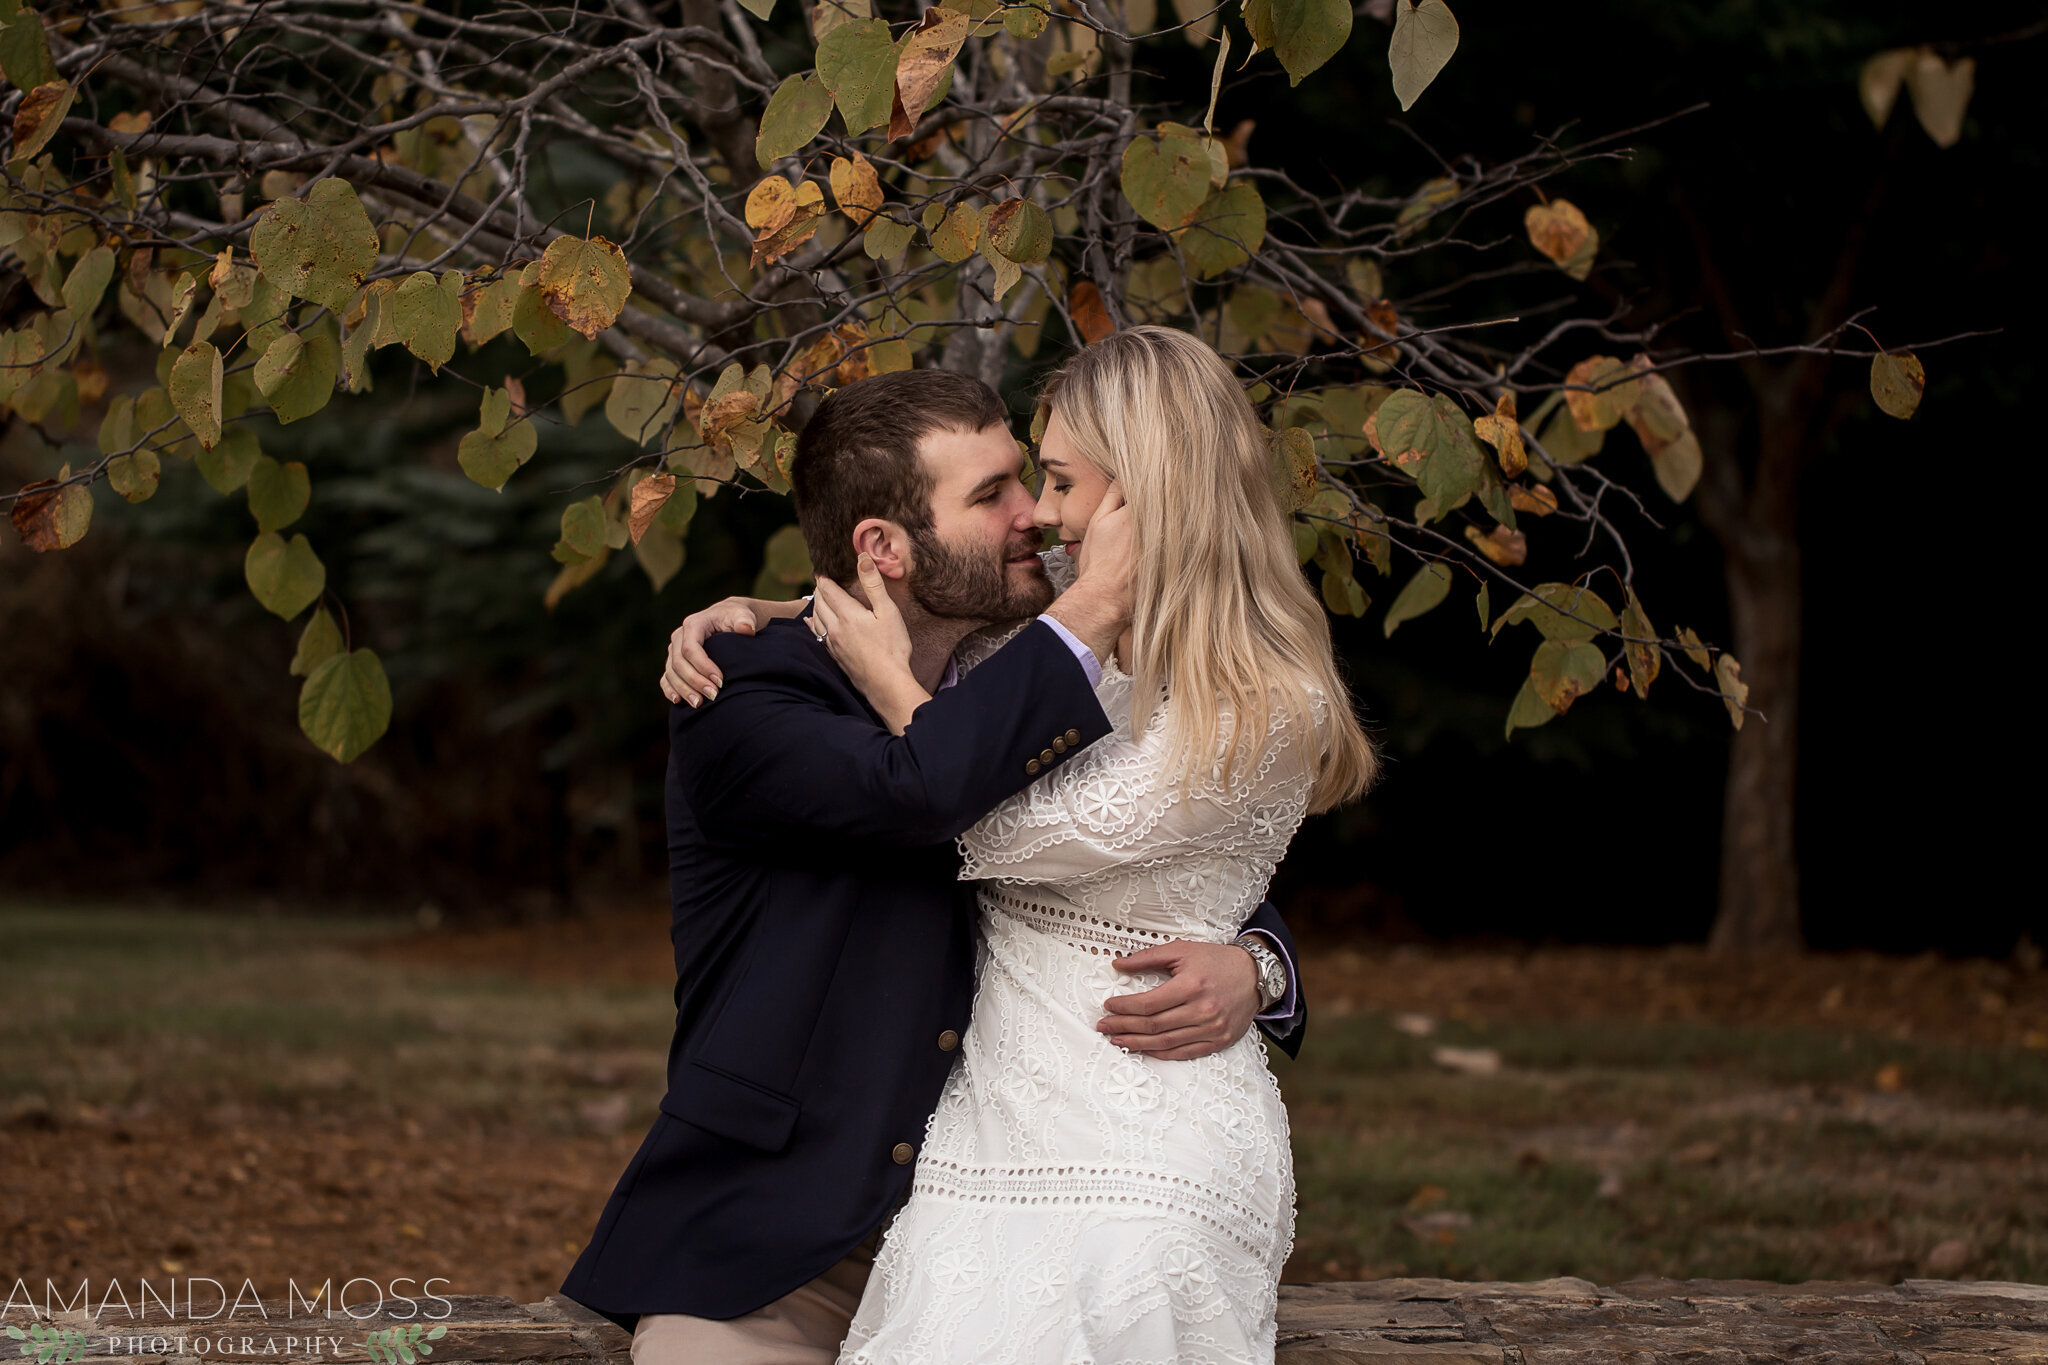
[{"x1": 839, "y1": 559, "x2": 1322, "y2": 1365}]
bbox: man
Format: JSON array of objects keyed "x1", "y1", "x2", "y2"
[{"x1": 559, "y1": 370, "x2": 1304, "y2": 1363}]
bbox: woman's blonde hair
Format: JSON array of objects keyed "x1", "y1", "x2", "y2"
[{"x1": 1041, "y1": 325, "x2": 1376, "y2": 813}]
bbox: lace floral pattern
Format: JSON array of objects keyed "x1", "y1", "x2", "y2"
[{"x1": 840, "y1": 550, "x2": 1323, "y2": 1365}]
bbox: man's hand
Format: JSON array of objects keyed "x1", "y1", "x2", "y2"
[
  {"x1": 1043, "y1": 483, "x2": 1135, "y2": 668},
  {"x1": 1096, "y1": 940, "x2": 1260, "y2": 1061}
]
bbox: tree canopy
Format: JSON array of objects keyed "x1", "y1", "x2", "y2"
[{"x1": 2, "y1": 0, "x2": 1942, "y2": 778}]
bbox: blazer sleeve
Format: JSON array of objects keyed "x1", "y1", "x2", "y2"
[
  {"x1": 677, "y1": 619, "x2": 1113, "y2": 848},
  {"x1": 1240, "y1": 899, "x2": 1307, "y2": 1060}
]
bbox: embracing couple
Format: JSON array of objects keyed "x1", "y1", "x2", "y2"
[{"x1": 560, "y1": 326, "x2": 1376, "y2": 1364}]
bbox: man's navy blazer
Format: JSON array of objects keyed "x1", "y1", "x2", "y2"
[{"x1": 559, "y1": 613, "x2": 1306, "y2": 1328}]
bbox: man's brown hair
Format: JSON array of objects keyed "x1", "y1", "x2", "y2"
[{"x1": 789, "y1": 368, "x2": 1009, "y2": 584}]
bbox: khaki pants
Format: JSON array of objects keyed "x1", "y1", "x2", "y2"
[{"x1": 629, "y1": 1223, "x2": 884, "y2": 1365}]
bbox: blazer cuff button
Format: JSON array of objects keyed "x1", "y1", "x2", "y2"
[{"x1": 891, "y1": 1142, "x2": 915, "y2": 1165}]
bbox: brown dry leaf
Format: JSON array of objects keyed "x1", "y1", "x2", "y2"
[
  {"x1": 1360, "y1": 298, "x2": 1400, "y2": 370},
  {"x1": 697, "y1": 389, "x2": 762, "y2": 448},
  {"x1": 828, "y1": 153, "x2": 883, "y2": 227},
  {"x1": 628, "y1": 472, "x2": 677, "y2": 545},
  {"x1": 10, "y1": 81, "x2": 74, "y2": 165},
  {"x1": 750, "y1": 182, "x2": 825, "y2": 268},
  {"x1": 10, "y1": 476, "x2": 92, "y2": 552},
  {"x1": 1070, "y1": 280, "x2": 1114, "y2": 344},
  {"x1": 1614, "y1": 666, "x2": 1630, "y2": 692},
  {"x1": 1874, "y1": 1063, "x2": 1905, "y2": 1093},
  {"x1": 892, "y1": 8, "x2": 971, "y2": 141},
  {"x1": 772, "y1": 366, "x2": 803, "y2": 413},
  {"x1": 831, "y1": 321, "x2": 873, "y2": 386},
  {"x1": 108, "y1": 110, "x2": 153, "y2": 136},
  {"x1": 503, "y1": 375, "x2": 529, "y2": 420},
  {"x1": 1563, "y1": 355, "x2": 1636, "y2": 433},
  {"x1": 1464, "y1": 524, "x2": 1526, "y2": 567},
  {"x1": 1472, "y1": 390, "x2": 1526, "y2": 477},
  {"x1": 1507, "y1": 483, "x2": 1557, "y2": 516},
  {"x1": 795, "y1": 328, "x2": 851, "y2": 387},
  {"x1": 1524, "y1": 199, "x2": 1590, "y2": 267}
]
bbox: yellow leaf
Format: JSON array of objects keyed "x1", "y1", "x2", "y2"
[
  {"x1": 538, "y1": 235, "x2": 633, "y2": 340},
  {"x1": 828, "y1": 153, "x2": 884, "y2": 227},
  {"x1": 929, "y1": 202, "x2": 981, "y2": 262},
  {"x1": 1870, "y1": 350, "x2": 1924, "y2": 419},
  {"x1": 1859, "y1": 48, "x2": 1915, "y2": 129},
  {"x1": 1903, "y1": 50, "x2": 1973, "y2": 148},
  {"x1": 1714, "y1": 654, "x2": 1749, "y2": 730},
  {"x1": 1472, "y1": 390, "x2": 1525, "y2": 478},
  {"x1": 1563, "y1": 355, "x2": 1637, "y2": 433},
  {"x1": 1463, "y1": 524, "x2": 1526, "y2": 566},
  {"x1": 745, "y1": 176, "x2": 798, "y2": 231}
]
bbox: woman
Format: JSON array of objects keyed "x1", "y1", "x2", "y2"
[{"x1": 790, "y1": 327, "x2": 1377, "y2": 1364}]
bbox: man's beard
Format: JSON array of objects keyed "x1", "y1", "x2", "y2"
[{"x1": 907, "y1": 525, "x2": 1055, "y2": 624}]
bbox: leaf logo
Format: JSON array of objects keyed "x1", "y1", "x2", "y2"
[
  {"x1": 4, "y1": 1325, "x2": 92, "y2": 1365},
  {"x1": 363, "y1": 1324, "x2": 448, "y2": 1364}
]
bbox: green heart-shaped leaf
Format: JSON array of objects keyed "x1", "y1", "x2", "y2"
[
  {"x1": 299, "y1": 647, "x2": 392, "y2": 762},
  {"x1": 244, "y1": 530, "x2": 326, "y2": 619}
]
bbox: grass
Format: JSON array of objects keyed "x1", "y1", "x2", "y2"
[
  {"x1": 4, "y1": 904, "x2": 2044, "y2": 1286},
  {"x1": 0, "y1": 906, "x2": 672, "y2": 1131},
  {"x1": 1271, "y1": 1012, "x2": 2048, "y2": 1284}
]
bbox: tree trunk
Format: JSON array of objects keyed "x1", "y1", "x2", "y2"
[{"x1": 1709, "y1": 522, "x2": 1804, "y2": 950}]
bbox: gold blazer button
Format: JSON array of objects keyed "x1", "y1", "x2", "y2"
[
  {"x1": 1025, "y1": 758, "x2": 1042, "y2": 776},
  {"x1": 891, "y1": 1142, "x2": 914, "y2": 1165},
  {"x1": 938, "y1": 1029, "x2": 960, "y2": 1052},
  {"x1": 1064, "y1": 728, "x2": 1081, "y2": 746}
]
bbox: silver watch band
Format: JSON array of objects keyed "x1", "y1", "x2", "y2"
[{"x1": 1234, "y1": 934, "x2": 1288, "y2": 1012}]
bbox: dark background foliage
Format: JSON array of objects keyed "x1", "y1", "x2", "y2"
[{"x1": 3, "y1": 1, "x2": 2037, "y2": 955}]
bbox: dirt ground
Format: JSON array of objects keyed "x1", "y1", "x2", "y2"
[{"x1": 5, "y1": 906, "x2": 2043, "y2": 1301}]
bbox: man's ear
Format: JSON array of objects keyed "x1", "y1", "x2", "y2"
[{"x1": 850, "y1": 518, "x2": 913, "y2": 580}]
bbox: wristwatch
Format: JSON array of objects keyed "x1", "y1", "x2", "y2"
[{"x1": 1234, "y1": 934, "x2": 1289, "y2": 1012}]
